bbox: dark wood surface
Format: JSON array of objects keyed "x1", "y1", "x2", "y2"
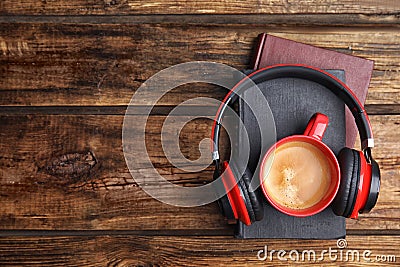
[
  {"x1": 0, "y1": 236, "x2": 398, "y2": 266},
  {"x1": 0, "y1": 1, "x2": 399, "y2": 266}
]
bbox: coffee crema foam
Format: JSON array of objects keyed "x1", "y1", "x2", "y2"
[{"x1": 262, "y1": 141, "x2": 331, "y2": 210}]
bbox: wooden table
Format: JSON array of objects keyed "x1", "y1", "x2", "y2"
[{"x1": 0, "y1": 1, "x2": 399, "y2": 266}]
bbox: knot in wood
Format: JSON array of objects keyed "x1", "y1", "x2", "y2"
[{"x1": 45, "y1": 151, "x2": 97, "y2": 181}]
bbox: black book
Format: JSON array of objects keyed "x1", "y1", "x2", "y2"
[{"x1": 235, "y1": 70, "x2": 346, "y2": 239}]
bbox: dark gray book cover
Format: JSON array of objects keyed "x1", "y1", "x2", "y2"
[{"x1": 235, "y1": 70, "x2": 346, "y2": 239}]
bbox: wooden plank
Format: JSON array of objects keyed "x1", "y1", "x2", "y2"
[
  {"x1": 0, "y1": 235, "x2": 398, "y2": 266},
  {"x1": 0, "y1": 114, "x2": 228, "y2": 230},
  {"x1": 0, "y1": 24, "x2": 399, "y2": 107},
  {"x1": 0, "y1": 114, "x2": 398, "y2": 231},
  {"x1": 0, "y1": 0, "x2": 399, "y2": 15}
]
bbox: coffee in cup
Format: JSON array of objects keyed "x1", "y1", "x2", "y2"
[
  {"x1": 262, "y1": 140, "x2": 332, "y2": 210},
  {"x1": 260, "y1": 113, "x2": 340, "y2": 217}
]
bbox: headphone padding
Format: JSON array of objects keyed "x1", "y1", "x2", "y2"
[
  {"x1": 332, "y1": 148, "x2": 361, "y2": 217},
  {"x1": 343, "y1": 149, "x2": 361, "y2": 217},
  {"x1": 217, "y1": 195, "x2": 235, "y2": 221},
  {"x1": 240, "y1": 167, "x2": 264, "y2": 221},
  {"x1": 237, "y1": 176, "x2": 256, "y2": 223}
]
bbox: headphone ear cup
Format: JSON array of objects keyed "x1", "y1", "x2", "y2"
[
  {"x1": 228, "y1": 160, "x2": 264, "y2": 224},
  {"x1": 228, "y1": 160, "x2": 256, "y2": 223},
  {"x1": 332, "y1": 148, "x2": 361, "y2": 217},
  {"x1": 219, "y1": 161, "x2": 254, "y2": 225},
  {"x1": 361, "y1": 158, "x2": 380, "y2": 213}
]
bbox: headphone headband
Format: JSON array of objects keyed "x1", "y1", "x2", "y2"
[{"x1": 211, "y1": 64, "x2": 374, "y2": 162}]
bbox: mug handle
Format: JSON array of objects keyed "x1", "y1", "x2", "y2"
[{"x1": 303, "y1": 113, "x2": 329, "y2": 141}]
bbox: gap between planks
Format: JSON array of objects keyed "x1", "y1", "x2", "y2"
[
  {"x1": 0, "y1": 105, "x2": 398, "y2": 116},
  {"x1": 0, "y1": 229, "x2": 399, "y2": 237},
  {"x1": 0, "y1": 14, "x2": 399, "y2": 26}
]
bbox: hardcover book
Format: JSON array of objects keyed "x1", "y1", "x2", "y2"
[
  {"x1": 251, "y1": 33, "x2": 374, "y2": 148},
  {"x1": 235, "y1": 69, "x2": 346, "y2": 239}
]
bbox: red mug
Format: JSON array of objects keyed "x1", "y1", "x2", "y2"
[{"x1": 260, "y1": 113, "x2": 340, "y2": 217}]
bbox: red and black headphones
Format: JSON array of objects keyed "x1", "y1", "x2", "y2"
[{"x1": 212, "y1": 64, "x2": 380, "y2": 225}]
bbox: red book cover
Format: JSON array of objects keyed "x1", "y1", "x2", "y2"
[{"x1": 251, "y1": 33, "x2": 374, "y2": 148}]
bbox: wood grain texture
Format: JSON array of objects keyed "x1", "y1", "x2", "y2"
[
  {"x1": 0, "y1": 0, "x2": 399, "y2": 263},
  {"x1": 0, "y1": 0, "x2": 399, "y2": 15},
  {"x1": 0, "y1": 235, "x2": 398, "y2": 266},
  {"x1": 0, "y1": 24, "x2": 399, "y2": 106},
  {"x1": 0, "y1": 114, "x2": 398, "y2": 231}
]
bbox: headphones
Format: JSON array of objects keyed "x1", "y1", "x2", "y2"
[{"x1": 212, "y1": 64, "x2": 381, "y2": 226}]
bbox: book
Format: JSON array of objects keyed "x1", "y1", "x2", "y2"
[
  {"x1": 251, "y1": 33, "x2": 374, "y2": 148},
  {"x1": 235, "y1": 69, "x2": 346, "y2": 239}
]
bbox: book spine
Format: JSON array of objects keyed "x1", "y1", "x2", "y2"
[{"x1": 250, "y1": 33, "x2": 268, "y2": 70}]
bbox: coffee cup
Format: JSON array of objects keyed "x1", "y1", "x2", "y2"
[{"x1": 260, "y1": 113, "x2": 340, "y2": 217}]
